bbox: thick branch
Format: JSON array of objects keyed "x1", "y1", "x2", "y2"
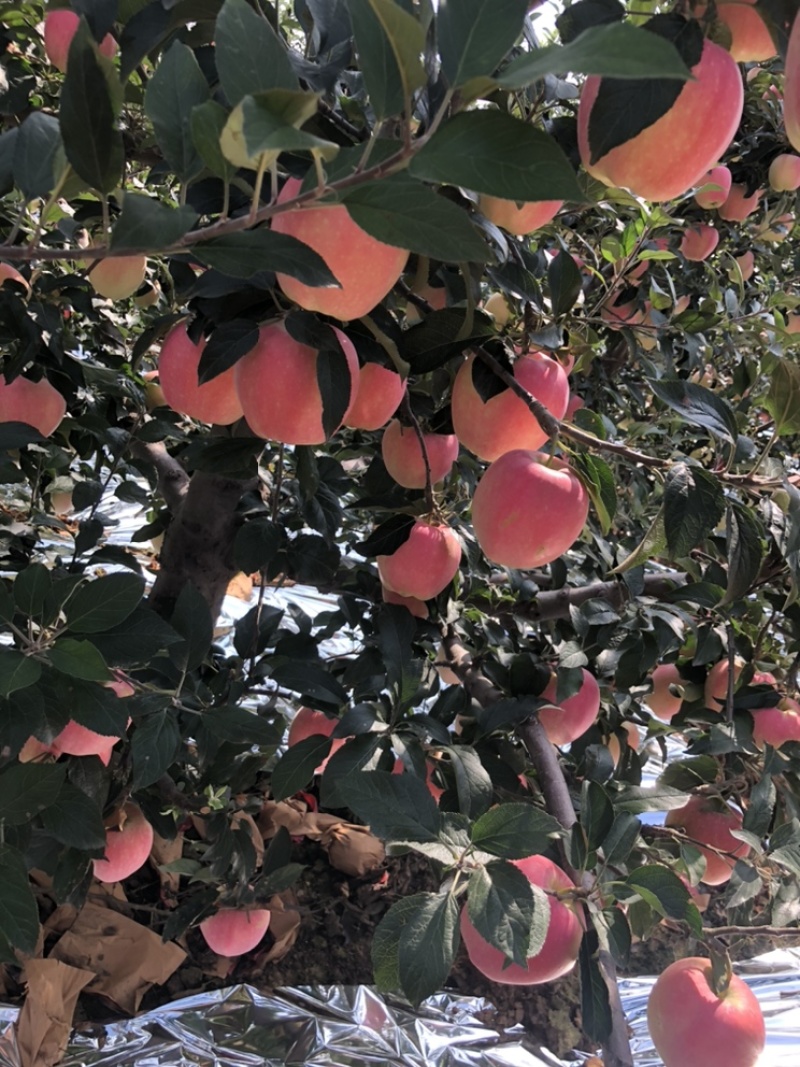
[
  {"x1": 513, "y1": 571, "x2": 687, "y2": 622},
  {"x1": 128, "y1": 439, "x2": 190, "y2": 514}
]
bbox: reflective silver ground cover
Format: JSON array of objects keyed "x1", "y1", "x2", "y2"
[{"x1": 1, "y1": 958, "x2": 800, "y2": 1067}]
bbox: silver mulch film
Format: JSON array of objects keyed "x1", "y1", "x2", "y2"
[{"x1": 2, "y1": 961, "x2": 800, "y2": 1067}]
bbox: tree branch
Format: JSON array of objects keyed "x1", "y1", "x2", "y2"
[{"x1": 128, "y1": 438, "x2": 190, "y2": 514}]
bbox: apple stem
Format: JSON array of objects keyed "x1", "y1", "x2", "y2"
[
  {"x1": 725, "y1": 626, "x2": 736, "y2": 724},
  {"x1": 401, "y1": 393, "x2": 434, "y2": 514}
]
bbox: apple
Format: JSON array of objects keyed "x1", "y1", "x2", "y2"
[
  {"x1": 270, "y1": 178, "x2": 409, "y2": 320},
  {"x1": 786, "y1": 14, "x2": 800, "y2": 153},
  {"x1": 647, "y1": 663, "x2": 684, "y2": 722},
  {"x1": 460, "y1": 854, "x2": 584, "y2": 984},
  {"x1": 697, "y1": 0, "x2": 776, "y2": 62},
  {"x1": 735, "y1": 250, "x2": 755, "y2": 281},
  {"x1": 478, "y1": 195, "x2": 562, "y2": 236},
  {"x1": 769, "y1": 153, "x2": 800, "y2": 191},
  {"x1": 565, "y1": 393, "x2": 584, "y2": 421},
  {"x1": 718, "y1": 184, "x2": 761, "y2": 222},
  {"x1": 0, "y1": 375, "x2": 66, "y2": 437},
  {"x1": 577, "y1": 32, "x2": 743, "y2": 201},
  {"x1": 234, "y1": 320, "x2": 358, "y2": 444},
  {"x1": 483, "y1": 292, "x2": 513, "y2": 326},
  {"x1": 381, "y1": 584, "x2": 429, "y2": 619},
  {"x1": 694, "y1": 165, "x2": 733, "y2": 210},
  {"x1": 381, "y1": 419, "x2": 458, "y2": 488},
  {"x1": 287, "y1": 706, "x2": 346, "y2": 774},
  {"x1": 664, "y1": 795, "x2": 750, "y2": 885},
  {"x1": 158, "y1": 323, "x2": 244, "y2": 426},
  {"x1": 43, "y1": 10, "x2": 117, "y2": 72},
  {"x1": 471, "y1": 450, "x2": 589, "y2": 569},
  {"x1": 377, "y1": 520, "x2": 461, "y2": 601},
  {"x1": 704, "y1": 657, "x2": 744, "y2": 712},
  {"x1": 199, "y1": 907, "x2": 271, "y2": 956},
  {"x1": 750, "y1": 694, "x2": 800, "y2": 749},
  {"x1": 0, "y1": 263, "x2": 30, "y2": 292},
  {"x1": 88, "y1": 255, "x2": 147, "y2": 301},
  {"x1": 600, "y1": 293, "x2": 645, "y2": 328},
  {"x1": 92, "y1": 802, "x2": 155, "y2": 883},
  {"x1": 451, "y1": 352, "x2": 569, "y2": 462},
  {"x1": 647, "y1": 956, "x2": 765, "y2": 1067},
  {"x1": 680, "y1": 223, "x2": 720, "y2": 262},
  {"x1": 344, "y1": 363, "x2": 406, "y2": 430},
  {"x1": 607, "y1": 721, "x2": 641, "y2": 765},
  {"x1": 538, "y1": 669, "x2": 602, "y2": 746}
]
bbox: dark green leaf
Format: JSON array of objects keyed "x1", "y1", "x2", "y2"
[
  {"x1": 627, "y1": 864, "x2": 693, "y2": 921},
  {"x1": 144, "y1": 41, "x2": 209, "y2": 183},
  {"x1": 336, "y1": 769, "x2": 441, "y2": 842},
  {"x1": 90, "y1": 606, "x2": 182, "y2": 666},
  {"x1": 447, "y1": 745, "x2": 494, "y2": 819},
  {"x1": 663, "y1": 463, "x2": 725, "y2": 559},
  {"x1": 575, "y1": 452, "x2": 616, "y2": 534},
  {"x1": 438, "y1": 0, "x2": 528, "y2": 88},
  {"x1": 579, "y1": 930, "x2": 613, "y2": 1043},
  {"x1": 317, "y1": 345, "x2": 353, "y2": 439},
  {"x1": 548, "y1": 250, "x2": 582, "y2": 317},
  {"x1": 649, "y1": 377, "x2": 739, "y2": 443},
  {"x1": 270, "y1": 734, "x2": 332, "y2": 801},
  {"x1": 201, "y1": 706, "x2": 282, "y2": 748},
  {"x1": 65, "y1": 572, "x2": 145, "y2": 633},
  {"x1": 723, "y1": 502, "x2": 764, "y2": 605},
  {"x1": 234, "y1": 519, "x2": 281, "y2": 574},
  {"x1": 190, "y1": 100, "x2": 236, "y2": 180},
  {"x1": 48, "y1": 638, "x2": 111, "y2": 681},
  {"x1": 319, "y1": 733, "x2": 384, "y2": 808},
  {"x1": 341, "y1": 175, "x2": 489, "y2": 262},
  {"x1": 0, "y1": 845, "x2": 39, "y2": 953},
  {"x1": 65, "y1": 678, "x2": 129, "y2": 737},
  {"x1": 359, "y1": 514, "x2": 415, "y2": 557},
  {"x1": 170, "y1": 583, "x2": 212, "y2": 672},
  {"x1": 198, "y1": 320, "x2": 259, "y2": 384},
  {"x1": 600, "y1": 812, "x2": 641, "y2": 866},
  {"x1": 498, "y1": 19, "x2": 692, "y2": 88},
  {"x1": 59, "y1": 20, "x2": 124, "y2": 192},
  {"x1": 271, "y1": 661, "x2": 347, "y2": 706},
  {"x1": 397, "y1": 892, "x2": 460, "y2": 1005},
  {"x1": 613, "y1": 784, "x2": 691, "y2": 813},
  {"x1": 14, "y1": 563, "x2": 52, "y2": 617},
  {"x1": 467, "y1": 861, "x2": 547, "y2": 968},
  {"x1": 765, "y1": 356, "x2": 800, "y2": 435},
  {"x1": 471, "y1": 803, "x2": 564, "y2": 857},
  {"x1": 410, "y1": 111, "x2": 584, "y2": 204},
  {"x1": 347, "y1": 0, "x2": 425, "y2": 120},
  {"x1": 378, "y1": 604, "x2": 417, "y2": 705},
  {"x1": 582, "y1": 780, "x2": 614, "y2": 851},
  {"x1": 556, "y1": 0, "x2": 625, "y2": 44},
  {"x1": 0, "y1": 763, "x2": 66, "y2": 826},
  {"x1": 194, "y1": 229, "x2": 339, "y2": 285},
  {"x1": 14, "y1": 113, "x2": 62, "y2": 201},
  {"x1": 119, "y1": 1, "x2": 173, "y2": 82},
  {"x1": 41, "y1": 783, "x2": 107, "y2": 850},
  {"x1": 214, "y1": 0, "x2": 298, "y2": 106},
  {"x1": 399, "y1": 308, "x2": 495, "y2": 374},
  {"x1": 0, "y1": 649, "x2": 41, "y2": 697},
  {"x1": 373, "y1": 894, "x2": 425, "y2": 992},
  {"x1": 743, "y1": 774, "x2": 775, "y2": 838},
  {"x1": 131, "y1": 711, "x2": 181, "y2": 789},
  {"x1": 240, "y1": 90, "x2": 339, "y2": 163},
  {"x1": 110, "y1": 194, "x2": 198, "y2": 253}
]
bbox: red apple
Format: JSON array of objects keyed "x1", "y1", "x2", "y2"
[
  {"x1": 92, "y1": 802, "x2": 154, "y2": 884},
  {"x1": 234, "y1": 320, "x2": 358, "y2": 444},
  {"x1": 0, "y1": 263, "x2": 30, "y2": 292},
  {"x1": 607, "y1": 721, "x2": 641, "y2": 765},
  {"x1": 471, "y1": 450, "x2": 589, "y2": 569},
  {"x1": 735, "y1": 251, "x2": 755, "y2": 280},
  {"x1": 44, "y1": 10, "x2": 117, "y2": 73},
  {"x1": 647, "y1": 956, "x2": 765, "y2": 1067},
  {"x1": 648, "y1": 663, "x2": 684, "y2": 722},
  {"x1": 694, "y1": 166, "x2": 733, "y2": 210},
  {"x1": 478, "y1": 195, "x2": 562, "y2": 236},
  {"x1": 786, "y1": 14, "x2": 800, "y2": 153},
  {"x1": 578, "y1": 33, "x2": 743, "y2": 201},
  {"x1": 718, "y1": 185, "x2": 761, "y2": 222},
  {"x1": 460, "y1": 854, "x2": 584, "y2": 984},
  {"x1": 199, "y1": 907, "x2": 271, "y2": 956},
  {"x1": 381, "y1": 419, "x2": 458, "y2": 488},
  {"x1": 705, "y1": 657, "x2": 744, "y2": 712},
  {"x1": 0, "y1": 375, "x2": 66, "y2": 437},
  {"x1": 381, "y1": 584, "x2": 429, "y2": 618},
  {"x1": 769, "y1": 153, "x2": 800, "y2": 191},
  {"x1": 344, "y1": 363, "x2": 406, "y2": 430},
  {"x1": 697, "y1": 0, "x2": 776, "y2": 62},
  {"x1": 158, "y1": 323, "x2": 244, "y2": 426},
  {"x1": 287, "y1": 706, "x2": 346, "y2": 774},
  {"x1": 680, "y1": 223, "x2": 720, "y2": 262},
  {"x1": 270, "y1": 178, "x2": 409, "y2": 320},
  {"x1": 538, "y1": 668, "x2": 601, "y2": 746},
  {"x1": 750, "y1": 694, "x2": 800, "y2": 749},
  {"x1": 664, "y1": 795, "x2": 750, "y2": 886},
  {"x1": 451, "y1": 352, "x2": 569, "y2": 461},
  {"x1": 377, "y1": 520, "x2": 461, "y2": 600},
  {"x1": 88, "y1": 255, "x2": 147, "y2": 301}
]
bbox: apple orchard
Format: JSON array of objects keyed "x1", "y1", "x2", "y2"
[{"x1": 6, "y1": 0, "x2": 800, "y2": 1064}]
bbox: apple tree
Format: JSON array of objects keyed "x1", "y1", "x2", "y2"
[{"x1": 2, "y1": 1, "x2": 800, "y2": 1064}]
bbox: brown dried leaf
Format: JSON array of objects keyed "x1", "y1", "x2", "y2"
[
  {"x1": 231, "y1": 811, "x2": 264, "y2": 867},
  {"x1": 323, "y1": 824, "x2": 386, "y2": 876},
  {"x1": 16, "y1": 958, "x2": 94, "y2": 1067},
  {"x1": 150, "y1": 830, "x2": 184, "y2": 897},
  {"x1": 261, "y1": 892, "x2": 301, "y2": 963}
]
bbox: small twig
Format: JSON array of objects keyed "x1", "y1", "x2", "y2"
[{"x1": 400, "y1": 394, "x2": 434, "y2": 513}]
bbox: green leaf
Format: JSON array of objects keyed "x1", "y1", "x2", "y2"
[
  {"x1": 234, "y1": 519, "x2": 281, "y2": 574},
  {"x1": 190, "y1": 100, "x2": 236, "y2": 181},
  {"x1": 556, "y1": 0, "x2": 625, "y2": 44},
  {"x1": 581, "y1": 780, "x2": 615, "y2": 852},
  {"x1": 0, "y1": 763, "x2": 66, "y2": 826},
  {"x1": 59, "y1": 20, "x2": 124, "y2": 193},
  {"x1": 548, "y1": 249, "x2": 582, "y2": 317},
  {"x1": 198, "y1": 320, "x2": 260, "y2": 384},
  {"x1": 573, "y1": 452, "x2": 616, "y2": 535},
  {"x1": 399, "y1": 307, "x2": 495, "y2": 374},
  {"x1": 397, "y1": 892, "x2": 460, "y2": 1005},
  {"x1": 110, "y1": 194, "x2": 198, "y2": 253},
  {"x1": 613, "y1": 783, "x2": 692, "y2": 814},
  {"x1": 627, "y1": 864, "x2": 696, "y2": 928},
  {"x1": 0, "y1": 648, "x2": 41, "y2": 697},
  {"x1": 578, "y1": 930, "x2": 613, "y2": 1043},
  {"x1": 446, "y1": 745, "x2": 494, "y2": 819},
  {"x1": 317, "y1": 346, "x2": 353, "y2": 440},
  {"x1": 319, "y1": 733, "x2": 384, "y2": 808},
  {"x1": 497, "y1": 20, "x2": 693, "y2": 88},
  {"x1": 13, "y1": 113, "x2": 63, "y2": 201},
  {"x1": 611, "y1": 506, "x2": 667, "y2": 574},
  {"x1": 131, "y1": 710, "x2": 181, "y2": 789},
  {"x1": 65, "y1": 572, "x2": 145, "y2": 633},
  {"x1": 41, "y1": 783, "x2": 107, "y2": 850},
  {"x1": 89, "y1": 606, "x2": 182, "y2": 667},
  {"x1": 601, "y1": 812, "x2": 641, "y2": 866},
  {"x1": 169, "y1": 583, "x2": 212, "y2": 672},
  {"x1": 765, "y1": 356, "x2": 800, "y2": 435},
  {"x1": 723, "y1": 502, "x2": 764, "y2": 605},
  {"x1": 341, "y1": 174, "x2": 489, "y2": 262},
  {"x1": 200, "y1": 706, "x2": 282, "y2": 749},
  {"x1": 270, "y1": 661, "x2": 348, "y2": 707},
  {"x1": 240, "y1": 89, "x2": 339, "y2": 164},
  {"x1": 664, "y1": 462, "x2": 725, "y2": 559},
  {"x1": 467, "y1": 861, "x2": 547, "y2": 967},
  {"x1": 144, "y1": 41, "x2": 208, "y2": 183},
  {"x1": 378, "y1": 605, "x2": 418, "y2": 708},
  {"x1": 214, "y1": 0, "x2": 298, "y2": 107},
  {"x1": 410, "y1": 110, "x2": 585, "y2": 204},
  {"x1": 14, "y1": 563, "x2": 52, "y2": 617},
  {"x1": 270, "y1": 734, "x2": 332, "y2": 801},
  {"x1": 649, "y1": 377, "x2": 739, "y2": 444},
  {"x1": 347, "y1": 0, "x2": 426, "y2": 120},
  {"x1": 336, "y1": 769, "x2": 441, "y2": 842},
  {"x1": 193, "y1": 229, "x2": 339, "y2": 285},
  {"x1": 67, "y1": 678, "x2": 129, "y2": 737},
  {"x1": 373, "y1": 894, "x2": 425, "y2": 992},
  {"x1": 471, "y1": 803, "x2": 564, "y2": 857},
  {"x1": 119, "y1": 1, "x2": 172, "y2": 82},
  {"x1": 0, "y1": 845, "x2": 39, "y2": 953},
  {"x1": 438, "y1": 0, "x2": 528, "y2": 89},
  {"x1": 48, "y1": 638, "x2": 112, "y2": 681}
]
